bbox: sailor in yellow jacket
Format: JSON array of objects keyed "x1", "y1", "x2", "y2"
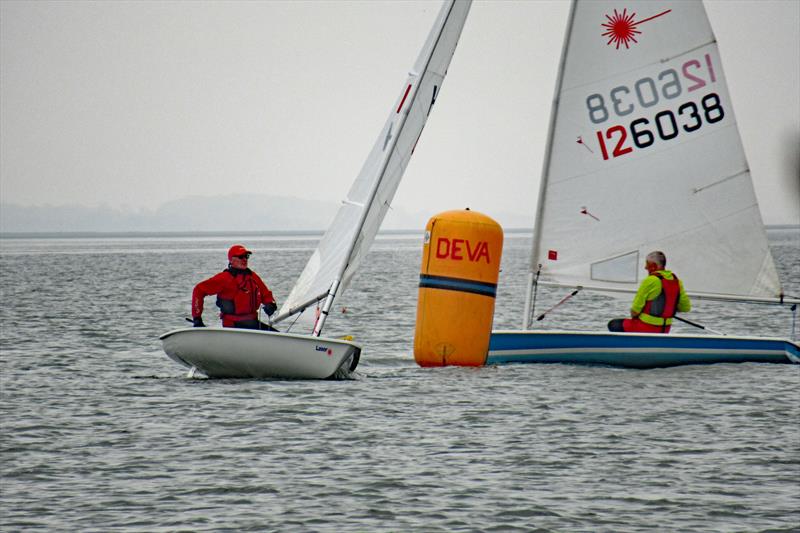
[{"x1": 608, "y1": 251, "x2": 691, "y2": 333}]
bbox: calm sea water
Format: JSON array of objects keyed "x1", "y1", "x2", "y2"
[{"x1": 1, "y1": 229, "x2": 798, "y2": 532}]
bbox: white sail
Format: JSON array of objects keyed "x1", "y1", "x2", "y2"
[
  {"x1": 524, "y1": 0, "x2": 783, "y2": 327},
  {"x1": 276, "y1": 0, "x2": 472, "y2": 333}
]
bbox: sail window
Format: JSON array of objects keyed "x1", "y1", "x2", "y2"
[{"x1": 590, "y1": 251, "x2": 639, "y2": 283}]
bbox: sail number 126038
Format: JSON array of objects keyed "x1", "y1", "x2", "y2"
[
  {"x1": 585, "y1": 53, "x2": 725, "y2": 161},
  {"x1": 595, "y1": 93, "x2": 724, "y2": 160}
]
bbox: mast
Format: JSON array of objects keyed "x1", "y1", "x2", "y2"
[
  {"x1": 523, "y1": 0, "x2": 790, "y2": 323},
  {"x1": 312, "y1": 0, "x2": 471, "y2": 336},
  {"x1": 522, "y1": 0, "x2": 577, "y2": 330}
]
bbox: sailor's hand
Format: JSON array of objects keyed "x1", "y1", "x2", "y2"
[
  {"x1": 263, "y1": 302, "x2": 277, "y2": 316},
  {"x1": 192, "y1": 316, "x2": 206, "y2": 327}
]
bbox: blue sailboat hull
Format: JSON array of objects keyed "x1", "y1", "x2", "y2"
[{"x1": 488, "y1": 331, "x2": 800, "y2": 369}]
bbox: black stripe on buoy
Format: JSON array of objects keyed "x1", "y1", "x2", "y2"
[{"x1": 419, "y1": 274, "x2": 497, "y2": 298}]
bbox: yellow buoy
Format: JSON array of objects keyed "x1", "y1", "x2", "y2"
[{"x1": 413, "y1": 209, "x2": 503, "y2": 367}]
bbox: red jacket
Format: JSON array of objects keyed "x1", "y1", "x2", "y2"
[{"x1": 192, "y1": 268, "x2": 275, "y2": 327}]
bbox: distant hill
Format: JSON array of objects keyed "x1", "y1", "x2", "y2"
[
  {"x1": 0, "y1": 195, "x2": 534, "y2": 233},
  {"x1": 0, "y1": 195, "x2": 337, "y2": 233}
]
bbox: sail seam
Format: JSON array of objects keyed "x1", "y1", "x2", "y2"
[
  {"x1": 692, "y1": 170, "x2": 748, "y2": 194},
  {"x1": 657, "y1": 40, "x2": 717, "y2": 64}
]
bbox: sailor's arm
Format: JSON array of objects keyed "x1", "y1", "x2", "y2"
[
  {"x1": 191, "y1": 273, "x2": 226, "y2": 318},
  {"x1": 677, "y1": 279, "x2": 691, "y2": 312},
  {"x1": 630, "y1": 276, "x2": 658, "y2": 318},
  {"x1": 251, "y1": 272, "x2": 276, "y2": 306}
]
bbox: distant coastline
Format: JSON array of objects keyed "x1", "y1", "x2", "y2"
[
  {"x1": 765, "y1": 224, "x2": 800, "y2": 231},
  {"x1": 0, "y1": 196, "x2": 536, "y2": 236},
  {"x1": 0, "y1": 226, "x2": 794, "y2": 240},
  {"x1": 0, "y1": 229, "x2": 328, "y2": 239}
]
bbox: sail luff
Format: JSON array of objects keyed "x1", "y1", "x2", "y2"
[
  {"x1": 337, "y1": 0, "x2": 461, "y2": 286},
  {"x1": 278, "y1": 0, "x2": 471, "y2": 334},
  {"x1": 314, "y1": 0, "x2": 469, "y2": 336},
  {"x1": 311, "y1": 67, "x2": 420, "y2": 336},
  {"x1": 336, "y1": 0, "x2": 472, "y2": 295},
  {"x1": 523, "y1": 0, "x2": 578, "y2": 329}
]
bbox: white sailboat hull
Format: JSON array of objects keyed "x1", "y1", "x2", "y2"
[
  {"x1": 159, "y1": 2, "x2": 470, "y2": 378},
  {"x1": 489, "y1": 330, "x2": 799, "y2": 369},
  {"x1": 160, "y1": 328, "x2": 361, "y2": 379}
]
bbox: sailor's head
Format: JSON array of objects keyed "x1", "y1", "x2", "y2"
[
  {"x1": 228, "y1": 244, "x2": 252, "y2": 268},
  {"x1": 645, "y1": 250, "x2": 666, "y2": 272}
]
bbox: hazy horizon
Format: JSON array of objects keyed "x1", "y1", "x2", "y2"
[
  {"x1": 2, "y1": 0, "x2": 799, "y2": 226},
  {"x1": 1, "y1": 193, "x2": 797, "y2": 237},
  {"x1": 0, "y1": 192, "x2": 536, "y2": 233}
]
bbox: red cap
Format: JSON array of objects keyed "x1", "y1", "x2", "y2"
[{"x1": 227, "y1": 244, "x2": 252, "y2": 261}]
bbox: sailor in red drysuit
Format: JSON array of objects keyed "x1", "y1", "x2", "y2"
[
  {"x1": 191, "y1": 244, "x2": 278, "y2": 330},
  {"x1": 608, "y1": 250, "x2": 691, "y2": 334}
]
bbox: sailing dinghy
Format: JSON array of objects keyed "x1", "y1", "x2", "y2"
[
  {"x1": 489, "y1": 0, "x2": 799, "y2": 368},
  {"x1": 161, "y1": 0, "x2": 472, "y2": 378}
]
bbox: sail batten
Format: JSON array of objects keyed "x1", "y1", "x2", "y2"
[
  {"x1": 692, "y1": 170, "x2": 746, "y2": 194},
  {"x1": 524, "y1": 0, "x2": 783, "y2": 329}
]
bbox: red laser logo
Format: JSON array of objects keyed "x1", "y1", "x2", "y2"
[{"x1": 601, "y1": 8, "x2": 671, "y2": 49}]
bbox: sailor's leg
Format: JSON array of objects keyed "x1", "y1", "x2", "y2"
[{"x1": 607, "y1": 318, "x2": 625, "y2": 332}]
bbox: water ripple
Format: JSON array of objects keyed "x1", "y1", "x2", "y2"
[{"x1": 1, "y1": 232, "x2": 799, "y2": 531}]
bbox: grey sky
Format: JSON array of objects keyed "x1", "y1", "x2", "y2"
[{"x1": 1, "y1": 0, "x2": 798, "y2": 227}]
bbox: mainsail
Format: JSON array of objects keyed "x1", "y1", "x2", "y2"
[
  {"x1": 276, "y1": 0, "x2": 472, "y2": 334},
  {"x1": 524, "y1": 0, "x2": 784, "y2": 327}
]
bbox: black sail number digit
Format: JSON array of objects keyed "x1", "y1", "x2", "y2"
[{"x1": 678, "y1": 102, "x2": 702, "y2": 132}]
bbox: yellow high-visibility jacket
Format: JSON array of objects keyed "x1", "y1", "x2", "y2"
[{"x1": 631, "y1": 270, "x2": 691, "y2": 326}]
